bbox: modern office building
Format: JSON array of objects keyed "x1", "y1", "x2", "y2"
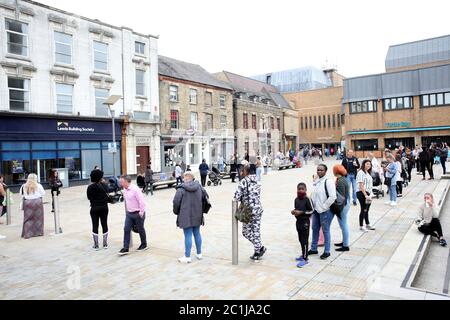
[
  {"x1": 158, "y1": 56, "x2": 234, "y2": 172},
  {"x1": 0, "y1": 0, "x2": 160, "y2": 186},
  {"x1": 252, "y1": 66, "x2": 344, "y2": 93},
  {"x1": 343, "y1": 35, "x2": 450, "y2": 158}
]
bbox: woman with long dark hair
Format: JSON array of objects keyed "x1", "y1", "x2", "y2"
[
  {"x1": 356, "y1": 160, "x2": 375, "y2": 232},
  {"x1": 87, "y1": 169, "x2": 110, "y2": 250}
]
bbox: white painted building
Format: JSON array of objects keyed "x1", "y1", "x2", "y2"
[{"x1": 0, "y1": 0, "x2": 160, "y2": 186}]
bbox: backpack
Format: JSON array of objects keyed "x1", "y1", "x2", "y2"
[
  {"x1": 201, "y1": 187, "x2": 211, "y2": 214},
  {"x1": 324, "y1": 179, "x2": 345, "y2": 216}
]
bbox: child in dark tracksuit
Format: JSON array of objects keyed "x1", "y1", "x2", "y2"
[{"x1": 291, "y1": 182, "x2": 314, "y2": 268}]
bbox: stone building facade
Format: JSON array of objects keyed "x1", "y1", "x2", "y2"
[{"x1": 159, "y1": 56, "x2": 234, "y2": 172}]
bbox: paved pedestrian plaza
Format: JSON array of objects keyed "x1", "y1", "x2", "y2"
[{"x1": 1, "y1": 159, "x2": 449, "y2": 300}]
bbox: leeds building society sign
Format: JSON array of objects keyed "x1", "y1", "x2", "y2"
[
  {"x1": 57, "y1": 121, "x2": 95, "y2": 133},
  {"x1": 385, "y1": 122, "x2": 412, "y2": 128}
]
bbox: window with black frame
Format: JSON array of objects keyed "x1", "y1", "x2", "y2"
[
  {"x1": 420, "y1": 92, "x2": 450, "y2": 107},
  {"x1": 353, "y1": 139, "x2": 378, "y2": 151},
  {"x1": 349, "y1": 100, "x2": 377, "y2": 114}
]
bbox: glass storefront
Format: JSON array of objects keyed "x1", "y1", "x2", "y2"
[{"x1": 0, "y1": 140, "x2": 121, "y2": 185}]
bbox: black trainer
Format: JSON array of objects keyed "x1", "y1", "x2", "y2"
[
  {"x1": 118, "y1": 248, "x2": 129, "y2": 256},
  {"x1": 335, "y1": 246, "x2": 350, "y2": 252},
  {"x1": 308, "y1": 250, "x2": 319, "y2": 255},
  {"x1": 320, "y1": 252, "x2": 330, "y2": 260},
  {"x1": 334, "y1": 242, "x2": 343, "y2": 247},
  {"x1": 249, "y1": 251, "x2": 259, "y2": 260},
  {"x1": 137, "y1": 244, "x2": 148, "y2": 252},
  {"x1": 257, "y1": 246, "x2": 267, "y2": 259}
]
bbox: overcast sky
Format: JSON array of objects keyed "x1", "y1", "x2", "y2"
[{"x1": 38, "y1": 0, "x2": 450, "y2": 78}]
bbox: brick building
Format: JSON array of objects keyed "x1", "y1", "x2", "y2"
[
  {"x1": 158, "y1": 56, "x2": 234, "y2": 172},
  {"x1": 284, "y1": 85, "x2": 344, "y2": 153},
  {"x1": 214, "y1": 71, "x2": 294, "y2": 158},
  {"x1": 343, "y1": 35, "x2": 450, "y2": 158}
]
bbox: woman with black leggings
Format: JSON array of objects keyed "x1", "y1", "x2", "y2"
[
  {"x1": 87, "y1": 169, "x2": 110, "y2": 250},
  {"x1": 356, "y1": 160, "x2": 376, "y2": 232}
]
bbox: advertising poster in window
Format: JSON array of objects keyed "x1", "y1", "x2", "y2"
[{"x1": 12, "y1": 160, "x2": 24, "y2": 174}]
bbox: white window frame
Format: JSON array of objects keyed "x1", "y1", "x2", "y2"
[
  {"x1": 220, "y1": 115, "x2": 227, "y2": 129},
  {"x1": 219, "y1": 94, "x2": 226, "y2": 107},
  {"x1": 55, "y1": 83, "x2": 73, "y2": 114},
  {"x1": 136, "y1": 69, "x2": 145, "y2": 96},
  {"x1": 6, "y1": 18, "x2": 29, "y2": 57},
  {"x1": 189, "y1": 89, "x2": 197, "y2": 104},
  {"x1": 169, "y1": 85, "x2": 178, "y2": 102},
  {"x1": 190, "y1": 112, "x2": 198, "y2": 131},
  {"x1": 93, "y1": 40, "x2": 108, "y2": 71},
  {"x1": 8, "y1": 77, "x2": 30, "y2": 111},
  {"x1": 54, "y1": 31, "x2": 73, "y2": 65},
  {"x1": 95, "y1": 88, "x2": 109, "y2": 117},
  {"x1": 135, "y1": 41, "x2": 145, "y2": 55}
]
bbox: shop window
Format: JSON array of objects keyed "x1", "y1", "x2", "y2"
[
  {"x1": 2, "y1": 141, "x2": 29, "y2": 150},
  {"x1": 353, "y1": 139, "x2": 378, "y2": 151},
  {"x1": 32, "y1": 151, "x2": 57, "y2": 183},
  {"x1": 31, "y1": 141, "x2": 57, "y2": 150},
  {"x1": 58, "y1": 141, "x2": 79, "y2": 149},
  {"x1": 81, "y1": 142, "x2": 101, "y2": 149},
  {"x1": 82, "y1": 149, "x2": 101, "y2": 179},
  {"x1": 1, "y1": 152, "x2": 31, "y2": 185}
]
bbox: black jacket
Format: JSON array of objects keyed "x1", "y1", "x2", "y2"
[
  {"x1": 294, "y1": 197, "x2": 314, "y2": 220},
  {"x1": 87, "y1": 182, "x2": 110, "y2": 209},
  {"x1": 342, "y1": 157, "x2": 360, "y2": 175}
]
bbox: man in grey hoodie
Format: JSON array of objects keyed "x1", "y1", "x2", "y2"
[{"x1": 173, "y1": 172, "x2": 208, "y2": 263}]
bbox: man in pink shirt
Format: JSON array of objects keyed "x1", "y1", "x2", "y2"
[{"x1": 118, "y1": 175, "x2": 148, "y2": 255}]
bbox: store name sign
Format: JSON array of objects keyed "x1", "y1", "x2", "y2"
[
  {"x1": 385, "y1": 122, "x2": 411, "y2": 128},
  {"x1": 57, "y1": 121, "x2": 95, "y2": 133}
]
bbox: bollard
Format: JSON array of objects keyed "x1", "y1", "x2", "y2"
[
  {"x1": 53, "y1": 194, "x2": 63, "y2": 234},
  {"x1": 232, "y1": 199, "x2": 239, "y2": 265},
  {"x1": 6, "y1": 189, "x2": 12, "y2": 225}
]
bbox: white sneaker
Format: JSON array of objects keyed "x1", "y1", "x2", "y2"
[
  {"x1": 384, "y1": 201, "x2": 391, "y2": 205},
  {"x1": 360, "y1": 226, "x2": 368, "y2": 233},
  {"x1": 390, "y1": 201, "x2": 397, "y2": 207},
  {"x1": 178, "y1": 256, "x2": 192, "y2": 264},
  {"x1": 0, "y1": 234, "x2": 6, "y2": 239},
  {"x1": 196, "y1": 253, "x2": 203, "y2": 260}
]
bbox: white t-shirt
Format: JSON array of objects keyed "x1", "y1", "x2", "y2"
[
  {"x1": 396, "y1": 161, "x2": 403, "y2": 182},
  {"x1": 356, "y1": 170, "x2": 373, "y2": 193}
]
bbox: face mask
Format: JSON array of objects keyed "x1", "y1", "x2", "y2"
[{"x1": 297, "y1": 190, "x2": 307, "y2": 199}]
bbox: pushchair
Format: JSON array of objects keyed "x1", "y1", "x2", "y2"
[
  {"x1": 371, "y1": 171, "x2": 384, "y2": 198},
  {"x1": 207, "y1": 167, "x2": 222, "y2": 186},
  {"x1": 107, "y1": 176, "x2": 124, "y2": 203}
]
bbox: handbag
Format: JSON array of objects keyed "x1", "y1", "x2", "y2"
[
  {"x1": 202, "y1": 188, "x2": 212, "y2": 214},
  {"x1": 324, "y1": 179, "x2": 345, "y2": 216},
  {"x1": 99, "y1": 183, "x2": 115, "y2": 204},
  {"x1": 234, "y1": 179, "x2": 253, "y2": 224}
]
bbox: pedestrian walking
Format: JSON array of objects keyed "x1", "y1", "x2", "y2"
[
  {"x1": 20, "y1": 174, "x2": 45, "y2": 239},
  {"x1": 308, "y1": 164, "x2": 337, "y2": 260},
  {"x1": 230, "y1": 155, "x2": 237, "y2": 183},
  {"x1": 342, "y1": 149, "x2": 360, "y2": 206},
  {"x1": 291, "y1": 182, "x2": 314, "y2": 267},
  {"x1": 87, "y1": 169, "x2": 111, "y2": 250},
  {"x1": 175, "y1": 162, "x2": 183, "y2": 186},
  {"x1": 333, "y1": 164, "x2": 351, "y2": 251},
  {"x1": 49, "y1": 169, "x2": 63, "y2": 213},
  {"x1": 428, "y1": 145, "x2": 436, "y2": 179},
  {"x1": 405, "y1": 148, "x2": 415, "y2": 183},
  {"x1": 438, "y1": 143, "x2": 448, "y2": 175},
  {"x1": 419, "y1": 147, "x2": 433, "y2": 180},
  {"x1": 118, "y1": 175, "x2": 148, "y2": 256},
  {"x1": 144, "y1": 164, "x2": 154, "y2": 195},
  {"x1": 384, "y1": 155, "x2": 398, "y2": 206},
  {"x1": 416, "y1": 193, "x2": 447, "y2": 246},
  {"x1": 173, "y1": 172, "x2": 207, "y2": 263},
  {"x1": 255, "y1": 156, "x2": 263, "y2": 181},
  {"x1": 233, "y1": 164, "x2": 266, "y2": 261},
  {"x1": 199, "y1": 159, "x2": 209, "y2": 187},
  {"x1": 356, "y1": 160, "x2": 376, "y2": 232}
]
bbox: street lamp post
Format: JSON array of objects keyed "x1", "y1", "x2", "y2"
[{"x1": 103, "y1": 95, "x2": 122, "y2": 178}]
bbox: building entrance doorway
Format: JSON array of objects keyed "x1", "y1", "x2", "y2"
[{"x1": 136, "y1": 146, "x2": 149, "y2": 174}]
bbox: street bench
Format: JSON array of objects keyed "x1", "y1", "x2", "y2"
[{"x1": 151, "y1": 173, "x2": 177, "y2": 190}]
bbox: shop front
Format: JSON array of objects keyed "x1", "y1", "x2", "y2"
[{"x1": 0, "y1": 114, "x2": 122, "y2": 186}]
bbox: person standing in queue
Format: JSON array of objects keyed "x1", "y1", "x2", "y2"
[
  {"x1": 144, "y1": 164, "x2": 154, "y2": 196},
  {"x1": 233, "y1": 164, "x2": 266, "y2": 261},
  {"x1": 118, "y1": 175, "x2": 148, "y2": 256},
  {"x1": 341, "y1": 149, "x2": 360, "y2": 206},
  {"x1": 230, "y1": 154, "x2": 238, "y2": 183},
  {"x1": 20, "y1": 174, "x2": 45, "y2": 239},
  {"x1": 87, "y1": 169, "x2": 110, "y2": 250},
  {"x1": 199, "y1": 159, "x2": 209, "y2": 187}
]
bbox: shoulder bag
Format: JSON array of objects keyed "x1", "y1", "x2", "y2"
[
  {"x1": 325, "y1": 179, "x2": 345, "y2": 217},
  {"x1": 235, "y1": 179, "x2": 253, "y2": 224},
  {"x1": 202, "y1": 187, "x2": 212, "y2": 214}
]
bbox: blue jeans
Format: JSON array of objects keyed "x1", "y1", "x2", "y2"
[
  {"x1": 219, "y1": 164, "x2": 224, "y2": 172},
  {"x1": 123, "y1": 212, "x2": 146, "y2": 249},
  {"x1": 337, "y1": 200, "x2": 350, "y2": 247},
  {"x1": 256, "y1": 167, "x2": 262, "y2": 181},
  {"x1": 310, "y1": 209, "x2": 334, "y2": 254},
  {"x1": 389, "y1": 184, "x2": 397, "y2": 202},
  {"x1": 346, "y1": 174, "x2": 357, "y2": 203},
  {"x1": 183, "y1": 226, "x2": 202, "y2": 258}
]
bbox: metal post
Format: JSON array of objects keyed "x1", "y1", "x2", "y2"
[
  {"x1": 232, "y1": 199, "x2": 238, "y2": 265},
  {"x1": 6, "y1": 189, "x2": 11, "y2": 225},
  {"x1": 53, "y1": 193, "x2": 62, "y2": 234},
  {"x1": 111, "y1": 109, "x2": 116, "y2": 178}
]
